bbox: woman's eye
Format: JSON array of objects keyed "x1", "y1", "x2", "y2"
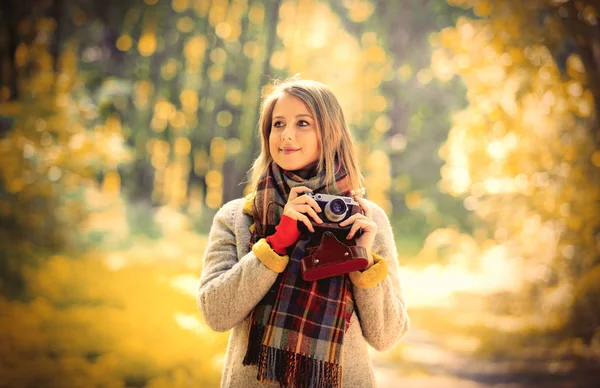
[
  {"x1": 272, "y1": 121, "x2": 284, "y2": 128},
  {"x1": 298, "y1": 120, "x2": 310, "y2": 127}
]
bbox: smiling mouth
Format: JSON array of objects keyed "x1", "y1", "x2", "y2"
[{"x1": 280, "y1": 148, "x2": 300, "y2": 154}]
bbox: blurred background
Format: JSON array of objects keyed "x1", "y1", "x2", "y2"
[{"x1": 1, "y1": 0, "x2": 599, "y2": 386}]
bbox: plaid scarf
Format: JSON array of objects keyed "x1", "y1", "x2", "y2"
[{"x1": 243, "y1": 162, "x2": 355, "y2": 387}]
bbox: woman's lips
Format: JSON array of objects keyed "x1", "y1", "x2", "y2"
[{"x1": 280, "y1": 148, "x2": 300, "y2": 154}]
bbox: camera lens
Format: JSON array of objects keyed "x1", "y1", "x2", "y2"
[{"x1": 324, "y1": 198, "x2": 347, "y2": 222}]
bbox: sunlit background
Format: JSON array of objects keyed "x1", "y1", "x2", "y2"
[{"x1": 1, "y1": 0, "x2": 599, "y2": 386}]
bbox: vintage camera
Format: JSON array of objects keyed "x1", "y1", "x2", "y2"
[
  {"x1": 300, "y1": 193, "x2": 368, "y2": 281},
  {"x1": 306, "y1": 192, "x2": 361, "y2": 232}
]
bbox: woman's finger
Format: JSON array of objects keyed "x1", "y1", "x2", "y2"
[
  {"x1": 288, "y1": 186, "x2": 312, "y2": 202},
  {"x1": 354, "y1": 196, "x2": 372, "y2": 219},
  {"x1": 346, "y1": 220, "x2": 366, "y2": 240},
  {"x1": 292, "y1": 204, "x2": 323, "y2": 224},
  {"x1": 338, "y1": 213, "x2": 366, "y2": 228},
  {"x1": 295, "y1": 212, "x2": 315, "y2": 233},
  {"x1": 294, "y1": 195, "x2": 322, "y2": 213}
]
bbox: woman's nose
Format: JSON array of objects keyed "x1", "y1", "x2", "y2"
[{"x1": 281, "y1": 126, "x2": 294, "y2": 140}]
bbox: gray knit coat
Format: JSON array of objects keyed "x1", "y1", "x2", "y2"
[{"x1": 198, "y1": 197, "x2": 409, "y2": 387}]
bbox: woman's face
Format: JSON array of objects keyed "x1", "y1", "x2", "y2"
[{"x1": 269, "y1": 93, "x2": 320, "y2": 173}]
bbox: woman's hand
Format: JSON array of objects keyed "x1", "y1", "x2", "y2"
[
  {"x1": 339, "y1": 196, "x2": 377, "y2": 268},
  {"x1": 282, "y1": 186, "x2": 323, "y2": 233}
]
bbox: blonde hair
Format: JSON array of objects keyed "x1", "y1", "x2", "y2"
[{"x1": 249, "y1": 78, "x2": 363, "y2": 195}]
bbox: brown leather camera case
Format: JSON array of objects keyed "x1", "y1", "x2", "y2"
[{"x1": 300, "y1": 231, "x2": 369, "y2": 281}]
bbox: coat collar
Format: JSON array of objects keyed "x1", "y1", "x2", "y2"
[{"x1": 242, "y1": 193, "x2": 255, "y2": 216}]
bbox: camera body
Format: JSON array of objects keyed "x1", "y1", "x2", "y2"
[
  {"x1": 306, "y1": 193, "x2": 361, "y2": 235},
  {"x1": 300, "y1": 193, "x2": 368, "y2": 281}
]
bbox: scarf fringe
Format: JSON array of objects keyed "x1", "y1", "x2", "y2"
[
  {"x1": 245, "y1": 341, "x2": 341, "y2": 388},
  {"x1": 242, "y1": 323, "x2": 265, "y2": 366}
]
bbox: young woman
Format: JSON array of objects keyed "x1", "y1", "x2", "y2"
[{"x1": 198, "y1": 78, "x2": 409, "y2": 387}]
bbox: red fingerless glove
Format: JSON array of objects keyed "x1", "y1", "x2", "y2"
[{"x1": 266, "y1": 215, "x2": 301, "y2": 255}]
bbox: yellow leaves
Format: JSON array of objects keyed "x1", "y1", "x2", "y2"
[
  {"x1": 215, "y1": 21, "x2": 232, "y2": 40},
  {"x1": 179, "y1": 89, "x2": 198, "y2": 112},
  {"x1": 102, "y1": 171, "x2": 121, "y2": 199},
  {"x1": 176, "y1": 16, "x2": 194, "y2": 33},
  {"x1": 248, "y1": 3, "x2": 265, "y2": 24},
  {"x1": 104, "y1": 114, "x2": 122, "y2": 134},
  {"x1": 566, "y1": 54, "x2": 586, "y2": 79},
  {"x1": 164, "y1": 162, "x2": 190, "y2": 207},
  {"x1": 431, "y1": 49, "x2": 456, "y2": 81},
  {"x1": 153, "y1": 98, "x2": 176, "y2": 122},
  {"x1": 209, "y1": 137, "x2": 227, "y2": 165},
  {"x1": 397, "y1": 64, "x2": 413, "y2": 82},
  {"x1": 417, "y1": 68, "x2": 434, "y2": 85},
  {"x1": 209, "y1": 0, "x2": 228, "y2": 26},
  {"x1": 436, "y1": 2, "x2": 600, "y2": 323},
  {"x1": 592, "y1": 151, "x2": 600, "y2": 168},
  {"x1": 405, "y1": 191, "x2": 423, "y2": 209},
  {"x1": 0, "y1": 101, "x2": 22, "y2": 116},
  {"x1": 368, "y1": 95, "x2": 387, "y2": 112},
  {"x1": 216, "y1": 110, "x2": 233, "y2": 127},
  {"x1": 161, "y1": 58, "x2": 178, "y2": 81},
  {"x1": 174, "y1": 138, "x2": 191, "y2": 156},
  {"x1": 581, "y1": 4, "x2": 598, "y2": 25},
  {"x1": 458, "y1": 18, "x2": 477, "y2": 41},
  {"x1": 184, "y1": 36, "x2": 206, "y2": 63},
  {"x1": 348, "y1": 0, "x2": 374, "y2": 22},
  {"x1": 116, "y1": 34, "x2": 133, "y2": 51},
  {"x1": 225, "y1": 89, "x2": 242, "y2": 106},
  {"x1": 206, "y1": 170, "x2": 223, "y2": 188},
  {"x1": 208, "y1": 64, "x2": 224, "y2": 81},
  {"x1": 172, "y1": 0, "x2": 190, "y2": 12},
  {"x1": 362, "y1": 151, "x2": 391, "y2": 213},
  {"x1": 138, "y1": 31, "x2": 157, "y2": 57},
  {"x1": 14, "y1": 43, "x2": 29, "y2": 68},
  {"x1": 475, "y1": 63, "x2": 505, "y2": 85},
  {"x1": 199, "y1": 138, "x2": 228, "y2": 209},
  {"x1": 270, "y1": 51, "x2": 287, "y2": 70},
  {"x1": 193, "y1": 150, "x2": 209, "y2": 175},
  {"x1": 151, "y1": 140, "x2": 170, "y2": 169},
  {"x1": 205, "y1": 183, "x2": 223, "y2": 209},
  {"x1": 364, "y1": 45, "x2": 386, "y2": 63},
  {"x1": 210, "y1": 47, "x2": 227, "y2": 64},
  {"x1": 1, "y1": 243, "x2": 224, "y2": 386},
  {"x1": 6, "y1": 177, "x2": 25, "y2": 193},
  {"x1": 193, "y1": 0, "x2": 211, "y2": 16},
  {"x1": 373, "y1": 114, "x2": 391, "y2": 134},
  {"x1": 437, "y1": 27, "x2": 458, "y2": 48},
  {"x1": 574, "y1": 89, "x2": 594, "y2": 118},
  {"x1": 133, "y1": 80, "x2": 152, "y2": 110},
  {"x1": 565, "y1": 81, "x2": 583, "y2": 97},
  {"x1": 473, "y1": 0, "x2": 493, "y2": 17},
  {"x1": 227, "y1": 138, "x2": 241, "y2": 156}
]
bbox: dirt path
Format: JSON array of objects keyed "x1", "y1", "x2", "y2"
[
  {"x1": 373, "y1": 327, "x2": 490, "y2": 388},
  {"x1": 371, "y1": 326, "x2": 600, "y2": 388}
]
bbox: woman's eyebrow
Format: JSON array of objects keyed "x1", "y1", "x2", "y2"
[{"x1": 272, "y1": 114, "x2": 314, "y2": 119}]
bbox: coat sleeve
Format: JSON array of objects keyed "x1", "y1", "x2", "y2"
[
  {"x1": 352, "y1": 202, "x2": 410, "y2": 351},
  {"x1": 197, "y1": 200, "x2": 279, "y2": 332}
]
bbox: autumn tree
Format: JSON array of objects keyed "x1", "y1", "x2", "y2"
[{"x1": 431, "y1": 0, "x2": 600, "y2": 338}]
